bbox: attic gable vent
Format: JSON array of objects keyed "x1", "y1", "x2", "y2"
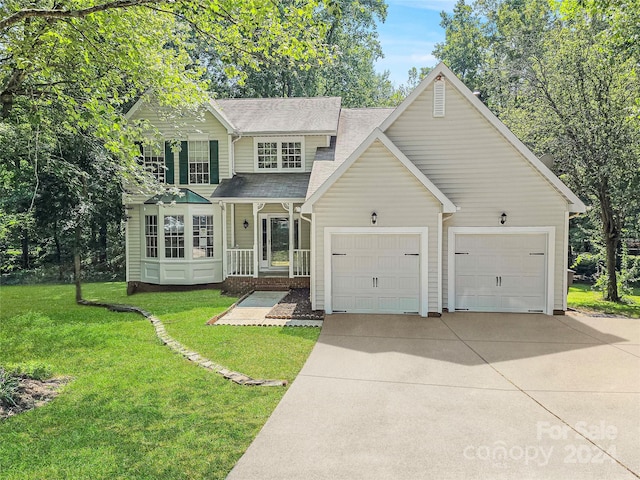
[{"x1": 433, "y1": 78, "x2": 445, "y2": 117}]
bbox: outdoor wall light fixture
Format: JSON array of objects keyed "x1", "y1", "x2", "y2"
[
  {"x1": 371, "y1": 212, "x2": 378, "y2": 225},
  {"x1": 243, "y1": 219, "x2": 249, "y2": 229},
  {"x1": 500, "y1": 212, "x2": 507, "y2": 225}
]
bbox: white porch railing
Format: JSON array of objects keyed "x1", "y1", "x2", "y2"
[
  {"x1": 227, "y1": 249, "x2": 254, "y2": 276},
  {"x1": 293, "y1": 249, "x2": 311, "y2": 277}
]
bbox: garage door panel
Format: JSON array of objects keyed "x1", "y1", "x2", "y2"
[
  {"x1": 331, "y1": 233, "x2": 422, "y2": 315},
  {"x1": 454, "y1": 233, "x2": 547, "y2": 313},
  {"x1": 399, "y1": 255, "x2": 420, "y2": 273},
  {"x1": 377, "y1": 255, "x2": 398, "y2": 271},
  {"x1": 353, "y1": 255, "x2": 375, "y2": 271},
  {"x1": 332, "y1": 255, "x2": 353, "y2": 273},
  {"x1": 354, "y1": 296, "x2": 376, "y2": 311}
]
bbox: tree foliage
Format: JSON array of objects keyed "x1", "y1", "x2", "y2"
[
  {"x1": 0, "y1": 0, "x2": 335, "y2": 284},
  {"x1": 200, "y1": 0, "x2": 398, "y2": 107},
  {"x1": 434, "y1": 0, "x2": 640, "y2": 301}
]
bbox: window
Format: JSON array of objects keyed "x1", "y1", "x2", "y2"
[
  {"x1": 142, "y1": 143, "x2": 165, "y2": 182},
  {"x1": 257, "y1": 142, "x2": 278, "y2": 169},
  {"x1": 192, "y1": 215, "x2": 214, "y2": 258},
  {"x1": 145, "y1": 215, "x2": 158, "y2": 258},
  {"x1": 188, "y1": 140, "x2": 209, "y2": 184},
  {"x1": 282, "y1": 142, "x2": 302, "y2": 169},
  {"x1": 164, "y1": 215, "x2": 185, "y2": 258},
  {"x1": 255, "y1": 138, "x2": 304, "y2": 171}
]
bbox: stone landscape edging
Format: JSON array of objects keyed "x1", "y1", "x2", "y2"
[{"x1": 78, "y1": 299, "x2": 287, "y2": 387}]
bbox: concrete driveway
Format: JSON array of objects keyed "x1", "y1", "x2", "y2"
[{"x1": 227, "y1": 312, "x2": 640, "y2": 480}]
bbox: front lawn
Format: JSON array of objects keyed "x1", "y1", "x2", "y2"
[
  {"x1": 568, "y1": 283, "x2": 640, "y2": 318},
  {"x1": 0, "y1": 283, "x2": 320, "y2": 479}
]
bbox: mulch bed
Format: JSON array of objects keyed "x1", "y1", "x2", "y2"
[
  {"x1": 0, "y1": 377, "x2": 70, "y2": 421},
  {"x1": 266, "y1": 288, "x2": 324, "y2": 320}
]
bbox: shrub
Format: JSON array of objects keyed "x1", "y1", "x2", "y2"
[
  {"x1": 0, "y1": 367, "x2": 19, "y2": 408},
  {"x1": 571, "y1": 252, "x2": 602, "y2": 280}
]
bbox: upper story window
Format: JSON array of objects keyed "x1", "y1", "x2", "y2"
[
  {"x1": 142, "y1": 143, "x2": 165, "y2": 183},
  {"x1": 255, "y1": 137, "x2": 304, "y2": 172},
  {"x1": 189, "y1": 140, "x2": 210, "y2": 184}
]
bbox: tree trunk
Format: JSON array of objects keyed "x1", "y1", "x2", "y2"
[
  {"x1": 74, "y1": 223, "x2": 82, "y2": 303},
  {"x1": 54, "y1": 223, "x2": 63, "y2": 281},
  {"x1": 20, "y1": 228, "x2": 29, "y2": 269},
  {"x1": 599, "y1": 186, "x2": 621, "y2": 302}
]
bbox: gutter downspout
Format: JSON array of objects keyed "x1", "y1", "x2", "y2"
[
  {"x1": 439, "y1": 212, "x2": 455, "y2": 314},
  {"x1": 231, "y1": 133, "x2": 242, "y2": 176}
]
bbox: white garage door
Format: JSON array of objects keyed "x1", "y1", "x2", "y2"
[
  {"x1": 454, "y1": 234, "x2": 547, "y2": 313},
  {"x1": 331, "y1": 234, "x2": 421, "y2": 314}
]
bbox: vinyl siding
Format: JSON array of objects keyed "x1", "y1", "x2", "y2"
[
  {"x1": 126, "y1": 205, "x2": 142, "y2": 281},
  {"x1": 314, "y1": 140, "x2": 442, "y2": 312},
  {"x1": 132, "y1": 103, "x2": 229, "y2": 188},
  {"x1": 234, "y1": 136, "x2": 328, "y2": 173},
  {"x1": 384, "y1": 82, "x2": 568, "y2": 310}
]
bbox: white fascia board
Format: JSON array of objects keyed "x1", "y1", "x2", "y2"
[
  {"x1": 302, "y1": 128, "x2": 457, "y2": 213},
  {"x1": 124, "y1": 93, "x2": 149, "y2": 121},
  {"x1": 212, "y1": 197, "x2": 306, "y2": 204},
  {"x1": 207, "y1": 100, "x2": 236, "y2": 134},
  {"x1": 238, "y1": 130, "x2": 337, "y2": 136},
  {"x1": 380, "y1": 62, "x2": 587, "y2": 213}
]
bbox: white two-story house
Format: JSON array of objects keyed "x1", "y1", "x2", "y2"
[{"x1": 124, "y1": 63, "x2": 585, "y2": 317}]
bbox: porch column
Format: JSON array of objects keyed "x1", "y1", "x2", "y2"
[
  {"x1": 221, "y1": 202, "x2": 227, "y2": 278},
  {"x1": 252, "y1": 202, "x2": 259, "y2": 278},
  {"x1": 288, "y1": 202, "x2": 294, "y2": 278},
  {"x1": 230, "y1": 204, "x2": 236, "y2": 247}
]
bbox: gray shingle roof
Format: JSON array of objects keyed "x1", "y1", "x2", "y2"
[
  {"x1": 212, "y1": 173, "x2": 311, "y2": 199},
  {"x1": 215, "y1": 97, "x2": 341, "y2": 134},
  {"x1": 144, "y1": 188, "x2": 211, "y2": 204},
  {"x1": 306, "y1": 108, "x2": 394, "y2": 199}
]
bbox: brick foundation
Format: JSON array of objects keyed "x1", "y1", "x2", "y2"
[
  {"x1": 222, "y1": 276, "x2": 310, "y2": 294},
  {"x1": 127, "y1": 276, "x2": 310, "y2": 296}
]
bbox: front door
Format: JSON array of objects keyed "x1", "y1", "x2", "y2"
[{"x1": 259, "y1": 215, "x2": 290, "y2": 270}]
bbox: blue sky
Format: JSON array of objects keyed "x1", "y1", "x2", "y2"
[{"x1": 375, "y1": 0, "x2": 457, "y2": 86}]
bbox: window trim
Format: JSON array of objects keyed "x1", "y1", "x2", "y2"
[
  {"x1": 254, "y1": 137, "x2": 305, "y2": 172},
  {"x1": 192, "y1": 214, "x2": 214, "y2": 259},
  {"x1": 144, "y1": 214, "x2": 159, "y2": 258},
  {"x1": 141, "y1": 142, "x2": 166, "y2": 183},
  {"x1": 187, "y1": 139, "x2": 210, "y2": 185}
]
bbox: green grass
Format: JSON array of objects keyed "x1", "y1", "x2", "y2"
[
  {"x1": 568, "y1": 283, "x2": 640, "y2": 318},
  {"x1": 0, "y1": 282, "x2": 320, "y2": 479}
]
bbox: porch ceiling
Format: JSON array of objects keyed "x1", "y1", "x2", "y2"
[{"x1": 212, "y1": 173, "x2": 311, "y2": 201}]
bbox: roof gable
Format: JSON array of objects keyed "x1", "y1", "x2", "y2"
[
  {"x1": 125, "y1": 94, "x2": 235, "y2": 134},
  {"x1": 379, "y1": 63, "x2": 586, "y2": 213},
  {"x1": 302, "y1": 129, "x2": 457, "y2": 213}
]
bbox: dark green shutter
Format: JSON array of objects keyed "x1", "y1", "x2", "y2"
[
  {"x1": 179, "y1": 141, "x2": 188, "y2": 185},
  {"x1": 164, "y1": 141, "x2": 175, "y2": 184},
  {"x1": 209, "y1": 140, "x2": 219, "y2": 184},
  {"x1": 135, "y1": 142, "x2": 143, "y2": 165}
]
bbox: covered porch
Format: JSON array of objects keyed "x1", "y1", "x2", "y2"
[{"x1": 213, "y1": 173, "x2": 312, "y2": 279}]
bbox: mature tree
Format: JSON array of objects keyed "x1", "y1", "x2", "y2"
[
  {"x1": 0, "y1": 1, "x2": 334, "y2": 293},
  {"x1": 434, "y1": 0, "x2": 640, "y2": 301},
  {"x1": 432, "y1": 0, "x2": 486, "y2": 92},
  {"x1": 201, "y1": 0, "x2": 396, "y2": 107}
]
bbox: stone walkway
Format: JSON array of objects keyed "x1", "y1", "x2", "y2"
[
  {"x1": 214, "y1": 291, "x2": 323, "y2": 327},
  {"x1": 78, "y1": 299, "x2": 287, "y2": 386}
]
